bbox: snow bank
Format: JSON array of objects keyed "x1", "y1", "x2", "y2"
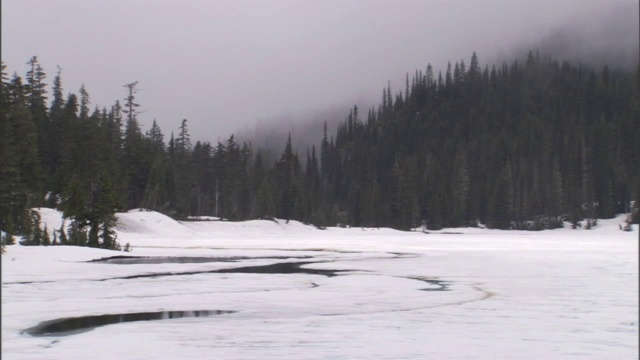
[
  {"x1": 33, "y1": 207, "x2": 67, "y2": 239},
  {"x1": 28, "y1": 208, "x2": 637, "y2": 244},
  {"x1": 116, "y1": 209, "x2": 188, "y2": 236},
  {"x1": 185, "y1": 218, "x2": 321, "y2": 234}
]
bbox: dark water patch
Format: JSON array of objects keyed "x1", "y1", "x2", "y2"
[
  {"x1": 286, "y1": 248, "x2": 362, "y2": 254},
  {"x1": 402, "y1": 277, "x2": 451, "y2": 291},
  {"x1": 214, "y1": 262, "x2": 344, "y2": 277},
  {"x1": 130, "y1": 246, "x2": 365, "y2": 256},
  {"x1": 100, "y1": 261, "x2": 348, "y2": 281},
  {"x1": 388, "y1": 252, "x2": 421, "y2": 259},
  {"x1": 421, "y1": 231, "x2": 464, "y2": 235},
  {"x1": 88, "y1": 255, "x2": 312, "y2": 265},
  {"x1": 23, "y1": 310, "x2": 236, "y2": 337},
  {"x1": 3, "y1": 280, "x2": 57, "y2": 285},
  {"x1": 243, "y1": 248, "x2": 362, "y2": 255}
]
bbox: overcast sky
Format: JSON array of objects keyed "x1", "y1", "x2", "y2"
[{"x1": 3, "y1": 0, "x2": 638, "y2": 143}]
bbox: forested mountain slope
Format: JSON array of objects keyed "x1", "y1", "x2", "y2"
[{"x1": 319, "y1": 52, "x2": 639, "y2": 230}]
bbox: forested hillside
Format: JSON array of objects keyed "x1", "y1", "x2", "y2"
[
  {"x1": 1, "y1": 52, "x2": 638, "y2": 249},
  {"x1": 321, "y1": 53, "x2": 639, "y2": 230}
]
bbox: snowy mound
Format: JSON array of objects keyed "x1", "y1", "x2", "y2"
[
  {"x1": 181, "y1": 217, "x2": 322, "y2": 237},
  {"x1": 31, "y1": 208, "x2": 67, "y2": 239},
  {"x1": 116, "y1": 209, "x2": 188, "y2": 235}
]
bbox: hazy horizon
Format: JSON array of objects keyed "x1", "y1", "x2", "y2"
[{"x1": 3, "y1": 0, "x2": 638, "y2": 147}]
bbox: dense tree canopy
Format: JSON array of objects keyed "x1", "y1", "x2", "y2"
[{"x1": 1, "y1": 52, "x2": 638, "y2": 250}]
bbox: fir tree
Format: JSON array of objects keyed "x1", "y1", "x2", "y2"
[
  {"x1": 58, "y1": 224, "x2": 68, "y2": 245},
  {"x1": 42, "y1": 225, "x2": 51, "y2": 246}
]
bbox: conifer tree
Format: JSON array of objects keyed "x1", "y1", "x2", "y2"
[
  {"x1": 25, "y1": 57, "x2": 51, "y2": 187},
  {"x1": 173, "y1": 119, "x2": 194, "y2": 216},
  {"x1": 450, "y1": 147, "x2": 470, "y2": 226},
  {"x1": 42, "y1": 225, "x2": 51, "y2": 246},
  {"x1": 2, "y1": 74, "x2": 43, "y2": 231},
  {"x1": 122, "y1": 81, "x2": 149, "y2": 208},
  {"x1": 58, "y1": 224, "x2": 68, "y2": 245},
  {"x1": 275, "y1": 135, "x2": 301, "y2": 220},
  {"x1": 487, "y1": 165, "x2": 514, "y2": 230}
]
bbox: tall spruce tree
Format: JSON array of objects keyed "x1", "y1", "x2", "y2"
[{"x1": 121, "y1": 81, "x2": 149, "y2": 208}]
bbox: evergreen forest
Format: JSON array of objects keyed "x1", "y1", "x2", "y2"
[{"x1": 1, "y1": 52, "x2": 639, "y2": 250}]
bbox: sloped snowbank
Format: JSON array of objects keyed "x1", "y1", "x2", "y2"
[
  {"x1": 113, "y1": 210, "x2": 328, "y2": 247},
  {"x1": 116, "y1": 208, "x2": 188, "y2": 236},
  {"x1": 33, "y1": 207, "x2": 68, "y2": 239},
  {"x1": 182, "y1": 217, "x2": 322, "y2": 236},
  {"x1": 24, "y1": 208, "x2": 638, "y2": 241}
]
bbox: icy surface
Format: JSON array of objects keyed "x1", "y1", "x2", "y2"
[{"x1": 2, "y1": 210, "x2": 638, "y2": 359}]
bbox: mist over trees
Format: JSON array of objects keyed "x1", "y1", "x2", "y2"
[
  {"x1": 234, "y1": 103, "x2": 375, "y2": 165},
  {"x1": 528, "y1": 3, "x2": 639, "y2": 72},
  {"x1": 1, "y1": 51, "x2": 638, "y2": 249}
]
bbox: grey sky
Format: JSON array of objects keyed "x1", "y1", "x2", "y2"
[{"x1": 3, "y1": 0, "x2": 638, "y2": 144}]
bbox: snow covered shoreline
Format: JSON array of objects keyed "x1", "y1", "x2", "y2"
[{"x1": 2, "y1": 209, "x2": 638, "y2": 359}]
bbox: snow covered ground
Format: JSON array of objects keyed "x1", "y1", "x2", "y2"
[{"x1": 2, "y1": 209, "x2": 638, "y2": 359}]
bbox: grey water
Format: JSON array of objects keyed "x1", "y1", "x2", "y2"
[
  {"x1": 23, "y1": 310, "x2": 236, "y2": 337},
  {"x1": 100, "y1": 261, "x2": 348, "y2": 281},
  {"x1": 88, "y1": 255, "x2": 312, "y2": 264}
]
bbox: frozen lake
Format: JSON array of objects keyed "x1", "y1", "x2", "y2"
[{"x1": 2, "y1": 209, "x2": 638, "y2": 359}]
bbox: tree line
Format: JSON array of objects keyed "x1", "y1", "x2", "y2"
[{"x1": 1, "y1": 52, "x2": 638, "y2": 250}]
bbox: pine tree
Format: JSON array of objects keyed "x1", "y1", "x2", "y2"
[
  {"x1": 1, "y1": 74, "x2": 43, "y2": 232},
  {"x1": 146, "y1": 119, "x2": 165, "y2": 153},
  {"x1": 0, "y1": 63, "x2": 19, "y2": 231},
  {"x1": 142, "y1": 153, "x2": 170, "y2": 212},
  {"x1": 256, "y1": 174, "x2": 276, "y2": 219},
  {"x1": 100, "y1": 212, "x2": 119, "y2": 250},
  {"x1": 25, "y1": 57, "x2": 51, "y2": 193},
  {"x1": 42, "y1": 225, "x2": 51, "y2": 246},
  {"x1": 121, "y1": 81, "x2": 149, "y2": 208},
  {"x1": 19, "y1": 210, "x2": 42, "y2": 246},
  {"x1": 68, "y1": 220, "x2": 87, "y2": 246},
  {"x1": 487, "y1": 164, "x2": 514, "y2": 230},
  {"x1": 2, "y1": 215, "x2": 16, "y2": 245},
  {"x1": 58, "y1": 224, "x2": 68, "y2": 245},
  {"x1": 450, "y1": 147, "x2": 470, "y2": 226},
  {"x1": 46, "y1": 66, "x2": 66, "y2": 206},
  {"x1": 173, "y1": 119, "x2": 194, "y2": 216},
  {"x1": 59, "y1": 177, "x2": 89, "y2": 226},
  {"x1": 275, "y1": 135, "x2": 301, "y2": 220},
  {"x1": 176, "y1": 119, "x2": 192, "y2": 152},
  {"x1": 78, "y1": 84, "x2": 90, "y2": 121}
]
